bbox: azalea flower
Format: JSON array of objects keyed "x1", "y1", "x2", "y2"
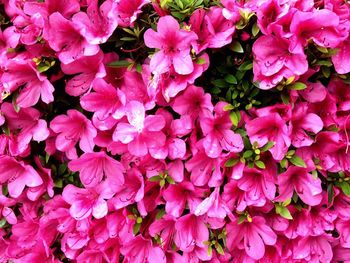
[
  {"x1": 113, "y1": 101, "x2": 166, "y2": 157},
  {"x1": 50, "y1": 109, "x2": 97, "y2": 159},
  {"x1": 0, "y1": 155, "x2": 43, "y2": 198},
  {"x1": 1, "y1": 58, "x2": 54, "y2": 108},
  {"x1": 144, "y1": 15, "x2": 198, "y2": 75},
  {"x1": 226, "y1": 216, "x2": 277, "y2": 260},
  {"x1": 68, "y1": 151, "x2": 125, "y2": 188}
]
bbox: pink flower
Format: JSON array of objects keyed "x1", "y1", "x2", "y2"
[
  {"x1": 336, "y1": 218, "x2": 350, "y2": 248},
  {"x1": 200, "y1": 102, "x2": 243, "y2": 158},
  {"x1": 144, "y1": 15, "x2": 198, "y2": 75},
  {"x1": 47, "y1": 12, "x2": 100, "y2": 64},
  {"x1": 246, "y1": 113, "x2": 291, "y2": 161},
  {"x1": 60, "y1": 51, "x2": 106, "y2": 96},
  {"x1": 23, "y1": 0, "x2": 80, "y2": 21},
  {"x1": 186, "y1": 144, "x2": 222, "y2": 187},
  {"x1": 0, "y1": 193, "x2": 17, "y2": 224},
  {"x1": 149, "y1": 214, "x2": 177, "y2": 250},
  {"x1": 292, "y1": 235, "x2": 333, "y2": 262},
  {"x1": 194, "y1": 187, "x2": 229, "y2": 219},
  {"x1": 332, "y1": 39, "x2": 350, "y2": 74},
  {"x1": 109, "y1": 168, "x2": 144, "y2": 209},
  {"x1": 290, "y1": 9, "x2": 347, "y2": 51},
  {"x1": 172, "y1": 85, "x2": 213, "y2": 122},
  {"x1": 190, "y1": 7, "x2": 235, "y2": 53},
  {"x1": 50, "y1": 110, "x2": 97, "y2": 159},
  {"x1": 221, "y1": 0, "x2": 241, "y2": 21},
  {"x1": 62, "y1": 183, "x2": 113, "y2": 220},
  {"x1": 163, "y1": 181, "x2": 206, "y2": 217},
  {"x1": 253, "y1": 34, "x2": 308, "y2": 89},
  {"x1": 68, "y1": 151, "x2": 125, "y2": 188},
  {"x1": 26, "y1": 156, "x2": 54, "y2": 201},
  {"x1": 1, "y1": 102, "x2": 49, "y2": 154},
  {"x1": 226, "y1": 216, "x2": 277, "y2": 260},
  {"x1": 155, "y1": 53, "x2": 210, "y2": 102},
  {"x1": 275, "y1": 166, "x2": 322, "y2": 206},
  {"x1": 0, "y1": 155, "x2": 43, "y2": 198},
  {"x1": 148, "y1": 109, "x2": 187, "y2": 160},
  {"x1": 72, "y1": 0, "x2": 118, "y2": 45},
  {"x1": 174, "y1": 214, "x2": 209, "y2": 252},
  {"x1": 290, "y1": 102, "x2": 323, "y2": 147},
  {"x1": 80, "y1": 78, "x2": 126, "y2": 130},
  {"x1": 256, "y1": 0, "x2": 288, "y2": 35},
  {"x1": 120, "y1": 235, "x2": 166, "y2": 263},
  {"x1": 236, "y1": 164, "x2": 277, "y2": 207},
  {"x1": 111, "y1": 0, "x2": 150, "y2": 27},
  {"x1": 113, "y1": 101, "x2": 166, "y2": 157},
  {"x1": 1, "y1": 58, "x2": 54, "y2": 107}
]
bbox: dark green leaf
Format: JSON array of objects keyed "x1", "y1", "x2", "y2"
[
  {"x1": 339, "y1": 181, "x2": 350, "y2": 196},
  {"x1": 108, "y1": 60, "x2": 133, "y2": 68},
  {"x1": 224, "y1": 74, "x2": 237, "y2": 84},
  {"x1": 289, "y1": 155, "x2": 307, "y2": 168},
  {"x1": 289, "y1": 82, "x2": 307, "y2": 90},
  {"x1": 255, "y1": 160, "x2": 266, "y2": 169},
  {"x1": 133, "y1": 223, "x2": 141, "y2": 235},
  {"x1": 230, "y1": 110, "x2": 241, "y2": 127},
  {"x1": 238, "y1": 61, "x2": 253, "y2": 71},
  {"x1": 231, "y1": 42, "x2": 244, "y2": 53},
  {"x1": 149, "y1": 176, "x2": 161, "y2": 182},
  {"x1": 252, "y1": 22, "x2": 260, "y2": 37},
  {"x1": 225, "y1": 158, "x2": 239, "y2": 167},
  {"x1": 261, "y1": 141, "x2": 275, "y2": 152}
]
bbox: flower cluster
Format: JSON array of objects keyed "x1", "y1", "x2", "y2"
[{"x1": 0, "y1": 0, "x2": 350, "y2": 262}]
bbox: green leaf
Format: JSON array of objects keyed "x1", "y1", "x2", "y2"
[
  {"x1": 255, "y1": 160, "x2": 266, "y2": 169},
  {"x1": 108, "y1": 60, "x2": 133, "y2": 68},
  {"x1": 316, "y1": 46, "x2": 328, "y2": 53},
  {"x1": 289, "y1": 155, "x2": 307, "y2": 168},
  {"x1": 243, "y1": 150, "x2": 253, "y2": 158},
  {"x1": 54, "y1": 179, "x2": 63, "y2": 188},
  {"x1": 211, "y1": 79, "x2": 227, "y2": 88},
  {"x1": 136, "y1": 63, "x2": 142, "y2": 73},
  {"x1": 238, "y1": 61, "x2": 253, "y2": 71},
  {"x1": 252, "y1": 22, "x2": 260, "y2": 37},
  {"x1": 224, "y1": 158, "x2": 239, "y2": 167},
  {"x1": 261, "y1": 141, "x2": 275, "y2": 152},
  {"x1": 216, "y1": 243, "x2": 225, "y2": 255},
  {"x1": 149, "y1": 175, "x2": 161, "y2": 182},
  {"x1": 156, "y1": 209, "x2": 166, "y2": 220},
  {"x1": 281, "y1": 92, "x2": 290, "y2": 104},
  {"x1": 289, "y1": 82, "x2": 307, "y2": 90},
  {"x1": 122, "y1": 28, "x2": 136, "y2": 35},
  {"x1": 0, "y1": 218, "x2": 6, "y2": 228},
  {"x1": 280, "y1": 158, "x2": 287, "y2": 168},
  {"x1": 231, "y1": 42, "x2": 244, "y2": 53},
  {"x1": 223, "y1": 104, "x2": 234, "y2": 111},
  {"x1": 207, "y1": 245, "x2": 213, "y2": 257},
  {"x1": 45, "y1": 153, "x2": 50, "y2": 164},
  {"x1": 339, "y1": 181, "x2": 350, "y2": 196},
  {"x1": 322, "y1": 67, "x2": 331, "y2": 78},
  {"x1": 237, "y1": 215, "x2": 246, "y2": 224},
  {"x1": 327, "y1": 184, "x2": 334, "y2": 205},
  {"x1": 58, "y1": 163, "x2": 67, "y2": 175},
  {"x1": 12, "y1": 94, "x2": 20, "y2": 113},
  {"x1": 196, "y1": 57, "x2": 206, "y2": 65},
  {"x1": 276, "y1": 205, "x2": 293, "y2": 220},
  {"x1": 133, "y1": 223, "x2": 141, "y2": 235},
  {"x1": 224, "y1": 74, "x2": 237, "y2": 84},
  {"x1": 315, "y1": 60, "x2": 333, "y2": 67},
  {"x1": 166, "y1": 176, "x2": 175, "y2": 184},
  {"x1": 230, "y1": 110, "x2": 241, "y2": 127}
]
